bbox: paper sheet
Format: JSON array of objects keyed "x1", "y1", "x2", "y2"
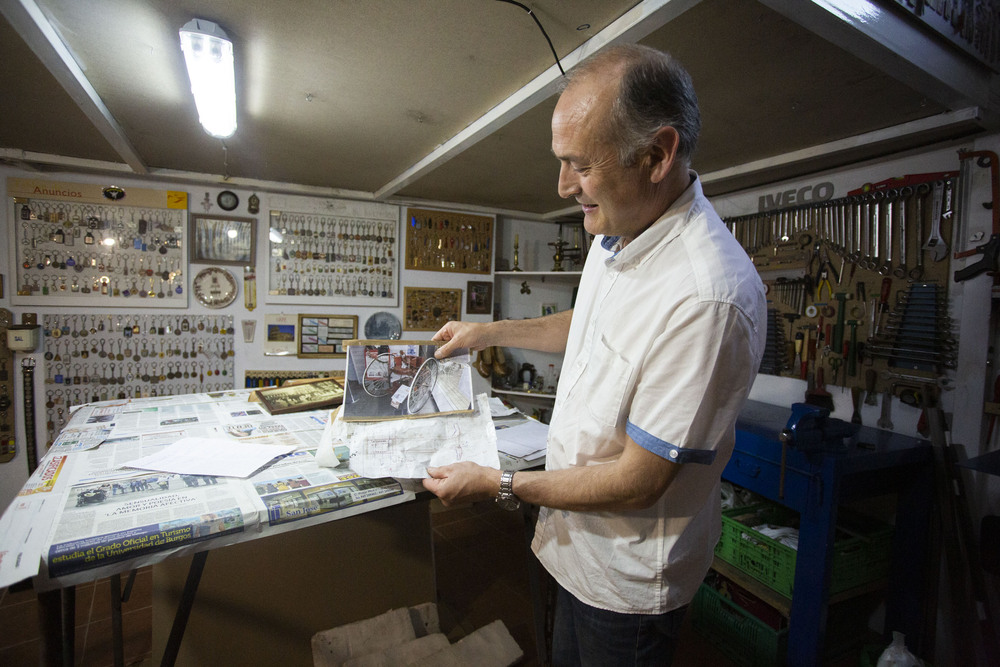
[
  {"x1": 121, "y1": 437, "x2": 297, "y2": 478},
  {"x1": 496, "y1": 419, "x2": 549, "y2": 460}
]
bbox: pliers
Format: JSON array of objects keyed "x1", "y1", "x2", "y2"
[{"x1": 814, "y1": 245, "x2": 838, "y2": 301}]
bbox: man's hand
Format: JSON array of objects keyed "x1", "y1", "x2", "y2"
[
  {"x1": 423, "y1": 462, "x2": 501, "y2": 506},
  {"x1": 432, "y1": 321, "x2": 490, "y2": 359}
]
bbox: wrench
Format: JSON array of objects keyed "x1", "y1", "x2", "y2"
[
  {"x1": 922, "y1": 180, "x2": 948, "y2": 261},
  {"x1": 909, "y1": 184, "x2": 929, "y2": 279},
  {"x1": 880, "y1": 194, "x2": 895, "y2": 275},
  {"x1": 894, "y1": 186, "x2": 912, "y2": 278}
]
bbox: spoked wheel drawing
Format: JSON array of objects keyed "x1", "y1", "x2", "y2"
[
  {"x1": 362, "y1": 352, "x2": 395, "y2": 397},
  {"x1": 406, "y1": 357, "x2": 438, "y2": 413}
]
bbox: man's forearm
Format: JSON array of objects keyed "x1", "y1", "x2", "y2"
[{"x1": 487, "y1": 309, "x2": 572, "y2": 353}]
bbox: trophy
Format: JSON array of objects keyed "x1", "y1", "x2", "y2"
[{"x1": 511, "y1": 233, "x2": 523, "y2": 271}]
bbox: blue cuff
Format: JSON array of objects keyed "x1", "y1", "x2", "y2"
[{"x1": 626, "y1": 420, "x2": 717, "y2": 465}]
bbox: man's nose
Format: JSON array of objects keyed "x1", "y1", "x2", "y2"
[{"x1": 557, "y1": 163, "x2": 580, "y2": 199}]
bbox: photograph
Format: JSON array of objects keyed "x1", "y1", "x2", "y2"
[
  {"x1": 189, "y1": 214, "x2": 256, "y2": 266},
  {"x1": 466, "y1": 281, "x2": 493, "y2": 315},
  {"x1": 341, "y1": 340, "x2": 473, "y2": 421},
  {"x1": 256, "y1": 377, "x2": 345, "y2": 415},
  {"x1": 297, "y1": 314, "x2": 358, "y2": 358}
]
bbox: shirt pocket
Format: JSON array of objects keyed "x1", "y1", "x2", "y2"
[{"x1": 579, "y1": 335, "x2": 633, "y2": 429}]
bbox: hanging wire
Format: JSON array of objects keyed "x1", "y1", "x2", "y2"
[
  {"x1": 494, "y1": 0, "x2": 565, "y2": 76},
  {"x1": 221, "y1": 140, "x2": 231, "y2": 181}
]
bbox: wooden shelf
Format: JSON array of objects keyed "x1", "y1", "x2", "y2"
[
  {"x1": 492, "y1": 387, "x2": 556, "y2": 400},
  {"x1": 494, "y1": 271, "x2": 582, "y2": 279}
]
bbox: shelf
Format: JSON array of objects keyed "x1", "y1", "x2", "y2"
[
  {"x1": 492, "y1": 387, "x2": 556, "y2": 400},
  {"x1": 494, "y1": 271, "x2": 582, "y2": 279}
]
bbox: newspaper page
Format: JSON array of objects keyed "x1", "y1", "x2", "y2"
[{"x1": 0, "y1": 389, "x2": 409, "y2": 588}]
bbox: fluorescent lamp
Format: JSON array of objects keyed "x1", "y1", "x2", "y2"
[{"x1": 179, "y1": 19, "x2": 237, "y2": 138}]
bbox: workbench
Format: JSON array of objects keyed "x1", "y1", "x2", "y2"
[{"x1": 724, "y1": 400, "x2": 934, "y2": 667}]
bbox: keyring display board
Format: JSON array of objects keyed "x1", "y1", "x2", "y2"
[
  {"x1": 8, "y1": 178, "x2": 188, "y2": 308},
  {"x1": 266, "y1": 196, "x2": 399, "y2": 307},
  {"x1": 403, "y1": 287, "x2": 461, "y2": 331},
  {"x1": 405, "y1": 207, "x2": 493, "y2": 274}
]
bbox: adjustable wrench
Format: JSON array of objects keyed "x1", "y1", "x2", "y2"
[{"x1": 922, "y1": 180, "x2": 948, "y2": 261}]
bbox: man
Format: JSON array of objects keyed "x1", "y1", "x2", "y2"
[{"x1": 424, "y1": 44, "x2": 765, "y2": 665}]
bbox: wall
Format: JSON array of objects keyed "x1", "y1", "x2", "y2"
[{"x1": 0, "y1": 166, "x2": 494, "y2": 509}]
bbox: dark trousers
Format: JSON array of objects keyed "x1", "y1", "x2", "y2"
[{"x1": 551, "y1": 583, "x2": 688, "y2": 666}]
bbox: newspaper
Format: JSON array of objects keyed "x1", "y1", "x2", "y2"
[
  {"x1": 319, "y1": 393, "x2": 500, "y2": 478},
  {"x1": 0, "y1": 389, "x2": 412, "y2": 590}
]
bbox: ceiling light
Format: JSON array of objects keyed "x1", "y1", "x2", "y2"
[{"x1": 179, "y1": 19, "x2": 237, "y2": 138}]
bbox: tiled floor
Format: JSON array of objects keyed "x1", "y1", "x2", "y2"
[{"x1": 0, "y1": 500, "x2": 744, "y2": 666}]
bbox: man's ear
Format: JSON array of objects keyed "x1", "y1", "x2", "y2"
[{"x1": 645, "y1": 126, "x2": 680, "y2": 184}]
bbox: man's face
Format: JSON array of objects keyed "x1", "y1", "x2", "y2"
[{"x1": 551, "y1": 78, "x2": 657, "y2": 242}]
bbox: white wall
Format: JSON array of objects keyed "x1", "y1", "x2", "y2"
[{"x1": 0, "y1": 166, "x2": 494, "y2": 509}]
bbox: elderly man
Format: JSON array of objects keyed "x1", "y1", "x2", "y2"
[{"x1": 425, "y1": 44, "x2": 766, "y2": 665}]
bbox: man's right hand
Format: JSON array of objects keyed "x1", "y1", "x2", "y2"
[{"x1": 432, "y1": 321, "x2": 491, "y2": 358}]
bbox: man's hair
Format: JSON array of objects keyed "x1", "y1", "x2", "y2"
[{"x1": 565, "y1": 44, "x2": 701, "y2": 168}]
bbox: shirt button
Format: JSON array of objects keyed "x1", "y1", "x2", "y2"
[{"x1": 669, "y1": 450, "x2": 678, "y2": 459}]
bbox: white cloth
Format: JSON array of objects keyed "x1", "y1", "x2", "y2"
[{"x1": 531, "y1": 174, "x2": 766, "y2": 614}]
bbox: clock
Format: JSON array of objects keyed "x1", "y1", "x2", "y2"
[
  {"x1": 217, "y1": 190, "x2": 239, "y2": 211},
  {"x1": 192, "y1": 267, "x2": 238, "y2": 309}
]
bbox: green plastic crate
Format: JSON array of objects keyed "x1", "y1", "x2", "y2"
[
  {"x1": 691, "y1": 582, "x2": 788, "y2": 667},
  {"x1": 715, "y1": 502, "x2": 892, "y2": 598}
]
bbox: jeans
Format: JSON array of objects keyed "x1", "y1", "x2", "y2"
[{"x1": 551, "y1": 584, "x2": 688, "y2": 667}]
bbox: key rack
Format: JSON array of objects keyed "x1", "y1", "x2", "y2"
[{"x1": 40, "y1": 313, "x2": 235, "y2": 446}]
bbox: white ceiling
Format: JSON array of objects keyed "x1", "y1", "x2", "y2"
[{"x1": 0, "y1": 0, "x2": 994, "y2": 219}]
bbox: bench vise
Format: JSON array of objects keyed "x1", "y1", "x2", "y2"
[{"x1": 779, "y1": 402, "x2": 858, "y2": 453}]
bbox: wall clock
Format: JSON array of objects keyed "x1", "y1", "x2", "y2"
[
  {"x1": 217, "y1": 190, "x2": 239, "y2": 211},
  {"x1": 192, "y1": 267, "x2": 238, "y2": 309}
]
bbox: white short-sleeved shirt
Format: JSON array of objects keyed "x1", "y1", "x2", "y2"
[{"x1": 530, "y1": 174, "x2": 766, "y2": 614}]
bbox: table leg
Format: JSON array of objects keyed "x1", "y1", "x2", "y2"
[
  {"x1": 37, "y1": 586, "x2": 75, "y2": 666},
  {"x1": 160, "y1": 550, "x2": 208, "y2": 667}
]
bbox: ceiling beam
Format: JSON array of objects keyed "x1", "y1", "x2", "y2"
[
  {"x1": 758, "y1": 0, "x2": 1000, "y2": 126},
  {"x1": 374, "y1": 0, "x2": 704, "y2": 201},
  {"x1": 700, "y1": 106, "x2": 982, "y2": 193},
  {"x1": 0, "y1": 0, "x2": 148, "y2": 173}
]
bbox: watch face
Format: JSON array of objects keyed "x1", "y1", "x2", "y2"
[
  {"x1": 192, "y1": 267, "x2": 238, "y2": 309},
  {"x1": 497, "y1": 496, "x2": 521, "y2": 511},
  {"x1": 217, "y1": 190, "x2": 239, "y2": 211}
]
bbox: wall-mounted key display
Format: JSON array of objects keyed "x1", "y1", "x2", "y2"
[
  {"x1": 41, "y1": 313, "x2": 235, "y2": 445},
  {"x1": 267, "y1": 205, "x2": 398, "y2": 306},
  {"x1": 8, "y1": 178, "x2": 188, "y2": 308},
  {"x1": 405, "y1": 207, "x2": 493, "y2": 274},
  {"x1": 724, "y1": 170, "x2": 960, "y2": 429}
]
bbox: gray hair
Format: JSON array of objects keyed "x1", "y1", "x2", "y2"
[{"x1": 565, "y1": 44, "x2": 701, "y2": 167}]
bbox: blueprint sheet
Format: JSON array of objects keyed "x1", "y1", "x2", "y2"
[{"x1": 319, "y1": 393, "x2": 499, "y2": 478}]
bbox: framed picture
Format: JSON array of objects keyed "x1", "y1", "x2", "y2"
[
  {"x1": 255, "y1": 377, "x2": 345, "y2": 415},
  {"x1": 403, "y1": 287, "x2": 462, "y2": 331},
  {"x1": 466, "y1": 281, "x2": 493, "y2": 315},
  {"x1": 541, "y1": 303, "x2": 558, "y2": 316},
  {"x1": 263, "y1": 314, "x2": 297, "y2": 356},
  {"x1": 297, "y1": 314, "x2": 358, "y2": 359},
  {"x1": 342, "y1": 340, "x2": 474, "y2": 421},
  {"x1": 189, "y1": 214, "x2": 256, "y2": 266}
]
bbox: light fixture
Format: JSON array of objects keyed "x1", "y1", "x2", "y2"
[{"x1": 179, "y1": 19, "x2": 237, "y2": 138}]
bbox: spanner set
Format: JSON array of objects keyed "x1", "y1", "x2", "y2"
[{"x1": 724, "y1": 173, "x2": 959, "y2": 428}]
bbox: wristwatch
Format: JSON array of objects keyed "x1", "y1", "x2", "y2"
[{"x1": 496, "y1": 470, "x2": 520, "y2": 511}]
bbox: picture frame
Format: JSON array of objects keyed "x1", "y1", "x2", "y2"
[
  {"x1": 255, "y1": 377, "x2": 345, "y2": 415},
  {"x1": 403, "y1": 287, "x2": 462, "y2": 331},
  {"x1": 466, "y1": 281, "x2": 493, "y2": 315},
  {"x1": 341, "y1": 340, "x2": 474, "y2": 421},
  {"x1": 189, "y1": 214, "x2": 256, "y2": 266},
  {"x1": 297, "y1": 314, "x2": 358, "y2": 359},
  {"x1": 541, "y1": 303, "x2": 558, "y2": 317}
]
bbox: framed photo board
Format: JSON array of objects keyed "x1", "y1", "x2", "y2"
[
  {"x1": 256, "y1": 377, "x2": 345, "y2": 415},
  {"x1": 342, "y1": 340, "x2": 473, "y2": 421},
  {"x1": 190, "y1": 214, "x2": 256, "y2": 266},
  {"x1": 466, "y1": 281, "x2": 493, "y2": 315},
  {"x1": 297, "y1": 314, "x2": 358, "y2": 358},
  {"x1": 403, "y1": 287, "x2": 461, "y2": 331}
]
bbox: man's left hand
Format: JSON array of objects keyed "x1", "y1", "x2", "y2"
[{"x1": 423, "y1": 462, "x2": 500, "y2": 506}]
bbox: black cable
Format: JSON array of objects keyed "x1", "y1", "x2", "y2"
[{"x1": 495, "y1": 0, "x2": 565, "y2": 76}]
